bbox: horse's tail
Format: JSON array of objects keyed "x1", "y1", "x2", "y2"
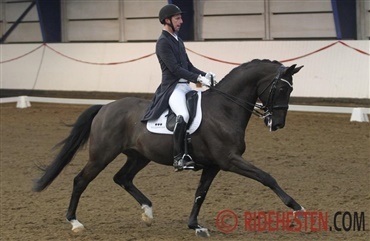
[{"x1": 32, "y1": 104, "x2": 104, "y2": 192}]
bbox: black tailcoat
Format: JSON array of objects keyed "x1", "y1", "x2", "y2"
[{"x1": 141, "y1": 30, "x2": 205, "y2": 121}]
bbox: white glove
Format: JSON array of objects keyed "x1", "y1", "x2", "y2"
[
  {"x1": 205, "y1": 72, "x2": 216, "y2": 82},
  {"x1": 197, "y1": 75, "x2": 212, "y2": 87},
  {"x1": 205, "y1": 72, "x2": 218, "y2": 85}
]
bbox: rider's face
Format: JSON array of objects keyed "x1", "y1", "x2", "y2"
[{"x1": 169, "y1": 14, "x2": 183, "y2": 32}]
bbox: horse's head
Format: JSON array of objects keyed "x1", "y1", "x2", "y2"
[{"x1": 258, "y1": 64, "x2": 303, "y2": 131}]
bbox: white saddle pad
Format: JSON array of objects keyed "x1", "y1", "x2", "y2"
[{"x1": 146, "y1": 91, "x2": 202, "y2": 135}]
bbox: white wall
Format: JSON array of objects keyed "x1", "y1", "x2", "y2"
[{"x1": 1, "y1": 40, "x2": 369, "y2": 99}]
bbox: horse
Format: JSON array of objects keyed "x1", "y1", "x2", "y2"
[{"x1": 33, "y1": 59, "x2": 304, "y2": 237}]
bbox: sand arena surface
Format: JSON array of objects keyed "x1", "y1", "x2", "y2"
[{"x1": 0, "y1": 103, "x2": 369, "y2": 240}]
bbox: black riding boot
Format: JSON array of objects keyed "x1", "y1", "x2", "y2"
[{"x1": 173, "y1": 115, "x2": 195, "y2": 171}]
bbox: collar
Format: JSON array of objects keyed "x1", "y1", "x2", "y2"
[{"x1": 163, "y1": 29, "x2": 178, "y2": 41}]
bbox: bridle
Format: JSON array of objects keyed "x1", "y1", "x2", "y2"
[
  {"x1": 209, "y1": 65, "x2": 293, "y2": 119},
  {"x1": 257, "y1": 66, "x2": 293, "y2": 117}
]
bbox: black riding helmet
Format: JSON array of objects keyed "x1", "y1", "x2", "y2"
[{"x1": 159, "y1": 4, "x2": 183, "y2": 24}]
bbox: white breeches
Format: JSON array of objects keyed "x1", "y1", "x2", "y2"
[{"x1": 169, "y1": 83, "x2": 192, "y2": 123}]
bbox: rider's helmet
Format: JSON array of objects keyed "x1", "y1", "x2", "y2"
[{"x1": 159, "y1": 4, "x2": 183, "y2": 24}]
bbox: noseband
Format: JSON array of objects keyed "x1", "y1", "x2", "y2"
[
  {"x1": 209, "y1": 65, "x2": 293, "y2": 119},
  {"x1": 255, "y1": 66, "x2": 293, "y2": 118}
]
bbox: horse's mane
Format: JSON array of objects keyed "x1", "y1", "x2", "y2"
[
  {"x1": 219, "y1": 59, "x2": 282, "y2": 83},
  {"x1": 243, "y1": 59, "x2": 282, "y2": 67}
]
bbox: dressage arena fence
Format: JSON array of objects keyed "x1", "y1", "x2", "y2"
[{"x1": 1, "y1": 95, "x2": 369, "y2": 122}]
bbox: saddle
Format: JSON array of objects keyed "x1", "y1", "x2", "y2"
[
  {"x1": 146, "y1": 91, "x2": 202, "y2": 135},
  {"x1": 166, "y1": 90, "x2": 198, "y2": 131}
]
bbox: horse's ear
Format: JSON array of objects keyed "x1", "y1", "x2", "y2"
[
  {"x1": 289, "y1": 65, "x2": 304, "y2": 75},
  {"x1": 284, "y1": 65, "x2": 295, "y2": 76}
]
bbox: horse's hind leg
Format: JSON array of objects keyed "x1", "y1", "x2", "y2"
[
  {"x1": 66, "y1": 150, "x2": 120, "y2": 232},
  {"x1": 113, "y1": 153, "x2": 153, "y2": 226},
  {"x1": 225, "y1": 156, "x2": 304, "y2": 211}
]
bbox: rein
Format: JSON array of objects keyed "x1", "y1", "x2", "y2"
[
  {"x1": 208, "y1": 86, "x2": 265, "y2": 117},
  {"x1": 208, "y1": 66, "x2": 290, "y2": 119}
]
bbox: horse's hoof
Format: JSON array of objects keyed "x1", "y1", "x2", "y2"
[
  {"x1": 141, "y1": 212, "x2": 153, "y2": 226},
  {"x1": 195, "y1": 227, "x2": 210, "y2": 238},
  {"x1": 141, "y1": 205, "x2": 153, "y2": 226},
  {"x1": 294, "y1": 207, "x2": 306, "y2": 219},
  {"x1": 70, "y1": 219, "x2": 85, "y2": 232},
  {"x1": 72, "y1": 225, "x2": 85, "y2": 233},
  {"x1": 290, "y1": 206, "x2": 306, "y2": 227}
]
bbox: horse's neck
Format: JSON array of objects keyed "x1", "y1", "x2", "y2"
[
  {"x1": 218, "y1": 69, "x2": 260, "y2": 106},
  {"x1": 208, "y1": 61, "x2": 278, "y2": 129},
  {"x1": 209, "y1": 72, "x2": 260, "y2": 129}
]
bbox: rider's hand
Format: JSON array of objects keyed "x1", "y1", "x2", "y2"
[
  {"x1": 197, "y1": 75, "x2": 212, "y2": 87},
  {"x1": 205, "y1": 72, "x2": 218, "y2": 86},
  {"x1": 205, "y1": 72, "x2": 216, "y2": 82}
]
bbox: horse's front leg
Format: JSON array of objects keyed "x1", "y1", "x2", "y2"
[
  {"x1": 226, "y1": 155, "x2": 304, "y2": 211},
  {"x1": 188, "y1": 166, "x2": 220, "y2": 237}
]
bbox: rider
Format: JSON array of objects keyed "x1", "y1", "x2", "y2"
[{"x1": 141, "y1": 4, "x2": 215, "y2": 171}]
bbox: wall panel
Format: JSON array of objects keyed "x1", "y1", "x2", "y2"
[
  {"x1": 203, "y1": 0, "x2": 264, "y2": 15},
  {"x1": 67, "y1": 1, "x2": 119, "y2": 20},
  {"x1": 6, "y1": 2, "x2": 39, "y2": 22},
  {"x1": 124, "y1": 0, "x2": 164, "y2": 18},
  {"x1": 68, "y1": 20, "x2": 119, "y2": 42},
  {"x1": 5, "y1": 22, "x2": 42, "y2": 42},
  {"x1": 203, "y1": 15, "x2": 264, "y2": 40},
  {"x1": 270, "y1": 0, "x2": 332, "y2": 13},
  {"x1": 122, "y1": 0, "x2": 166, "y2": 41},
  {"x1": 271, "y1": 14, "x2": 336, "y2": 38},
  {"x1": 124, "y1": 19, "x2": 161, "y2": 41}
]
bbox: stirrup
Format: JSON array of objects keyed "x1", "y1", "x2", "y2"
[
  {"x1": 182, "y1": 154, "x2": 195, "y2": 170},
  {"x1": 173, "y1": 154, "x2": 195, "y2": 171}
]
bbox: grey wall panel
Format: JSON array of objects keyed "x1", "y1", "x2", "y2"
[
  {"x1": 124, "y1": 18, "x2": 162, "y2": 41},
  {"x1": 203, "y1": 15, "x2": 265, "y2": 40},
  {"x1": 270, "y1": 13, "x2": 336, "y2": 38},
  {"x1": 6, "y1": 2, "x2": 39, "y2": 22},
  {"x1": 203, "y1": 0, "x2": 264, "y2": 15},
  {"x1": 124, "y1": 0, "x2": 165, "y2": 18},
  {"x1": 68, "y1": 20, "x2": 119, "y2": 41},
  {"x1": 5, "y1": 22, "x2": 42, "y2": 42},
  {"x1": 67, "y1": 0, "x2": 119, "y2": 20},
  {"x1": 270, "y1": 0, "x2": 332, "y2": 13}
]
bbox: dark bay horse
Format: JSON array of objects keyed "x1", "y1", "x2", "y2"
[{"x1": 33, "y1": 59, "x2": 304, "y2": 237}]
